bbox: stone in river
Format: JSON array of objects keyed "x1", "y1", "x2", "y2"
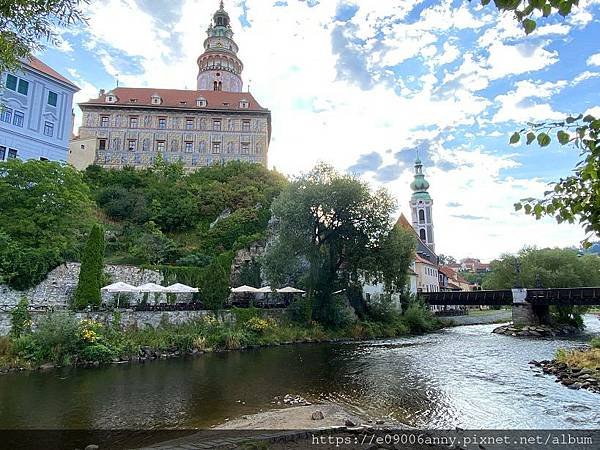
[{"x1": 311, "y1": 410, "x2": 324, "y2": 420}]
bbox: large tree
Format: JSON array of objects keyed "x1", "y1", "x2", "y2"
[
  {"x1": 0, "y1": 0, "x2": 88, "y2": 74},
  {"x1": 263, "y1": 163, "x2": 412, "y2": 325},
  {"x1": 74, "y1": 223, "x2": 105, "y2": 309},
  {"x1": 476, "y1": 1, "x2": 599, "y2": 245},
  {"x1": 0, "y1": 160, "x2": 94, "y2": 289}
]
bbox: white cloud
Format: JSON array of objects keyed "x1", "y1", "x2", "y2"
[
  {"x1": 587, "y1": 53, "x2": 600, "y2": 66},
  {"x1": 492, "y1": 80, "x2": 567, "y2": 123}
]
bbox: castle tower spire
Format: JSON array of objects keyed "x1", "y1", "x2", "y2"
[
  {"x1": 196, "y1": 1, "x2": 244, "y2": 92},
  {"x1": 410, "y1": 154, "x2": 435, "y2": 251}
]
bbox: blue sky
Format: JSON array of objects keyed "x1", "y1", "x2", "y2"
[{"x1": 39, "y1": 0, "x2": 600, "y2": 260}]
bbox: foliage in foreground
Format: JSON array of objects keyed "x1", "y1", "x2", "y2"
[
  {"x1": 0, "y1": 300, "x2": 441, "y2": 369},
  {"x1": 555, "y1": 346, "x2": 600, "y2": 379}
]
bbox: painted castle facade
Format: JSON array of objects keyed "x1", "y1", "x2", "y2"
[{"x1": 73, "y1": 1, "x2": 270, "y2": 170}]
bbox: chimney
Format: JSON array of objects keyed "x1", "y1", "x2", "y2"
[{"x1": 99, "y1": 89, "x2": 105, "y2": 96}]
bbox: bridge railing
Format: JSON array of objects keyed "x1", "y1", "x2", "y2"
[{"x1": 419, "y1": 290, "x2": 513, "y2": 306}]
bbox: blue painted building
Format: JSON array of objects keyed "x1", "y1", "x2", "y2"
[{"x1": 0, "y1": 57, "x2": 79, "y2": 162}]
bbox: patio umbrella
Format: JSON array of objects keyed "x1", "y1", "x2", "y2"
[
  {"x1": 230, "y1": 285, "x2": 259, "y2": 293},
  {"x1": 276, "y1": 286, "x2": 306, "y2": 293},
  {"x1": 101, "y1": 282, "x2": 138, "y2": 308},
  {"x1": 137, "y1": 283, "x2": 166, "y2": 292},
  {"x1": 164, "y1": 283, "x2": 199, "y2": 293},
  {"x1": 256, "y1": 286, "x2": 274, "y2": 293}
]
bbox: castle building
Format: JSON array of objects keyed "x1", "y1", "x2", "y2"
[
  {"x1": 1, "y1": 57, "x2": 79, "y2": 163},
  {"x1": 410, "y1": 156, "x2": 435, "y2": 252},
  {"x1": 72, "y1": 1, "x2": 271, "y2": 170}
]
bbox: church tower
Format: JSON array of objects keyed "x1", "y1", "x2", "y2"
[
  {"x1": 197, "y1": 1, "x2": 244, "y2": 92},
  {"x1": 410, "y1": 156, "x2": 435, "y2": 252}
]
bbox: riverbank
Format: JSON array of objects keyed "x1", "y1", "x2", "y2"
[
  {"x1": 439, "y1": 309, "x2": 511, "y2": 326},
  {"x1": 0, "y1": 304, "x2": 444, "y2": 374}
]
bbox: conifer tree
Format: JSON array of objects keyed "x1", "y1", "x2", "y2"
[{"x1": 74, "y1": 224, "x2": 105, "y2": 309}]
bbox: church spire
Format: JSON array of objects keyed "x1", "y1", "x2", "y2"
[{"x1": 410, "y1": 153, "x2": 435, "y2": 251}]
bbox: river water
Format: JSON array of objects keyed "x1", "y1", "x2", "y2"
[{"x1": 0, "y1": 316, "x2": 598, "y2": 430}]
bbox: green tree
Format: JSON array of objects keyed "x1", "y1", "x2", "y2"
[
  {"x1": 263, "y1": 163, "x2": 399, "y2": 326},
  {"x1": 0, "y1": 0, "x2": 88, "y2": 74},
  {"x1": 202, "y1": 262, "x2": 230, "y2": 310},
  {"x1": 475, "y1": 1, "x2": 599, "y2": 245},
  {"x1": 10, "y1": 297, "x2": 31, "y2": 338},
  {"x1": 74, "y1": 224, "x2": 105, "y2": 309},
  {"x1": 0, "y1": 160, "x2": 94, "y2": 289}
]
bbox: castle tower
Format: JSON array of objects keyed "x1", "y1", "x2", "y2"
[
  {"x1": 410, "y1": 156, "x2": 435, "y2": 252},
  {"x1": 196, "y1": 1, "x2": 244, "y2": 92}
]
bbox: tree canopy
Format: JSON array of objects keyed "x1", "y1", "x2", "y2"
[
  {"x1": 0, "y1": 0, "x2": 88, "y2": 73},
  {"x1": 263, "y1": 163, "x2": 414, "y2": 326}
]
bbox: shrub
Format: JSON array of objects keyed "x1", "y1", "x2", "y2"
[
  {"x1": 223, "y1": 329, "x2": 247, "y2": 350},
  {"x1": 193, "y1": 336, "x2": 209, "y2": 351},
  {"x1": 74, "y1": 224, "x2": 105, "y2": 309},
  {"x1": 244, "y1": 317, "x2": 272, "y2": 334},
  {"x1": 591, "y1": 337, "x2": 600, "y2": 349},
  {"x1": 0, "y1": 336, "x2": 11, "y2": 357},
  {"x1": 10, "y1": 297, "x2": 32, "y2": 338},
  {"x1": 202, "y1": 262, "x2": 230, "y2": 310},
  {"x1": 402, "y1": 300, "x2": 435, "y2": 333},
  {"x1": 286, "y1": 297, "x2": 312, "y2": 324},
  {"x1": 232, "y1": 307, "x2": 261, "y2": 324},
  {"x1": 30, "y1": 311, "x2": 81, "y2": 365},
  {"x1": 81, "y1": 344, "x2": 114, "y2": 363}
]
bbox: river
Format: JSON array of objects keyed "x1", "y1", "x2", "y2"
[{"x1": 0, "y1": 316, "x2": 598, "y2": 431}]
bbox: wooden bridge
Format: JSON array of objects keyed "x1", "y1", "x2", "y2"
[{"x1": 420, "y1": 287, "x2": 600, "y2": 326}]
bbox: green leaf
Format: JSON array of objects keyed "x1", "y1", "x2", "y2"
[
  {"x1": 526, "y1": 132, "x2": 536, "y2": 145},
  {"x1": 481, "y1": 0, "x2": 491, "y2": 5},
  {"x1": 537, "y1": 132, "x2": 551, "y2": 147},
  {"x1": 558, "y1": 0, "x2": 572, "y2": 16},
  {"x1": 523, "y1": 18, "x2": 537, "y2": 34},
  {"x1": 510, "y1": 132, "x2": 521, "y2": 144},
  {"x1": 514, "y1": 203, "x2": 523, "y2": 211},
  {"x1": 542, "y1": 4, "x2": 552, "y2": 16},
  {"x1": 583, "y1": 115, "x2": 595, "y2": 123},
  {"x1": 590, "y1": 120, "x2": 600, "y2": 130},
  {"x1": 557, "y1": 130, "x2": 570, "y2": 145}
]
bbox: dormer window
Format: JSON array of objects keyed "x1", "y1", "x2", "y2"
[
  {"x1": 196, "y1": 97, "x2": 207, "y2": 107},
  {"x1": 222, "y1": 102, "x2": 229, "y2": 106},
  {"x1": 239, "y1": 99, "x2": 249, "y2": 109},
  {"x1": 179, "y1": 101, "x2": 187, "y2": 105},
  {"x1": 129, "y1": 98, "x2": 138, "y2": 103},
  {"x1": 151, "y1": 94, "x2": 162, "y2": 105},
  {"x1": 105, "y1": 94, "x2": 117, "y2": 103}
]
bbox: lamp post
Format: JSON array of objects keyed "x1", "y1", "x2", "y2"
[{"x1": 514, "y1": 257, "x2": 522, "y2": 289}]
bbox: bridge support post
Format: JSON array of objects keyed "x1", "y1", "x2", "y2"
[{"x1": 511, "y1": 288, "x2": 551, "y2": 326}]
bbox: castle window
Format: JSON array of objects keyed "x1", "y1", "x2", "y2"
[
  {"x1": 12, "y1": 110, "x2": 24, "y2": 127},
  {"x1": 418, "y1": 209, "x2": 425, "y2": 223},
  {"x1": 158, "y1": 117, "x2": 167, "y2": 129},
  {"x1": 419, "y1": 229, "x2": 426, "y2": 241},
  {"x1": 43, "y1": 121, "x2": 54, "y2": 137},
  {"x1": 185, "y1": 141, "x2": 193, "y2": 153},
  {"x1": 242, "y1": 120, "x2": 250, "y2": 132},
  {"x1": 212, "y1": 142, "x2": 221, "y2": 153},
  {"x1": 196, "y1": 98, "x2": 207, "y2": 107},
  {"x1": 213, "y1": 119, "x2": 221, "y2": 131},
  {"x1": 47, "y1": 91, "x2": 58, "y2": 107},
  {"x1": 128, "y1": 139, "x2": 137, "y2": 151},
  {"x1": 240, "y1": 99, "x2": 249, "y2": 109},
  {"x1": 129, "y1": 116, "x2": 138, "y2": 128},
  {"x1": 0, "y1": 107, "x2": 12, "y2": 123},
  {"x1": 5, "y1": 74, "x2": 17, "y2": 91},
  {"x1": 156, "y1": 140, "x2": 166, "y2": 152},
  {"x1": 241, "y1": 143, "x2": 249, "y2": 154},
  {"x1": 151, "y1": 94, "x2": 162, "y2": 105},
  {"x1": 0, "y1": 146, "x2": 5, "y2": 161},
  {"x1": 8, "y1": 148, "x2": 17, "y2": 159},
  {"x1": 98, "y1": 139, "x2": 107, "y2": 150},
  {"x1": 100, "y1": 115, "x2": 109, "y2": 127},
  {"x1": 214, "y1": 81, "x2": 218, "y2": 91},
  {"x1": 129, "y1": 98, "x2": 138, "y2": 103},
  {"x1": 186, "y1": 118, "x2": 194, "y2": 130},
  {"x1": 106, "y1": 94, "x2": 116, "y2": 103}
]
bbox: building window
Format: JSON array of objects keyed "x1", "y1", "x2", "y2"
[
  {"x1": 100, "y1": 116, "x2": 109, "y2": 127},
  {"x1": 43, "y1": 121, "x2": 54, "y2": 137},
  {"x1": 186, "y1": 118, "x2": 194, "y2": 130},
  {"x1": 419, "y1": 229, "x2": 426, "y2": 241},
  {"x1": 129, "y1": 116, "x2": 138, "y2": 128},
  {"x1": 158, "y1": 117, "x2": 167, "y2": 129},
  {"x1": 128, "y1": 140, "x2": 137, "y2": 151},
  {"x1": 0, "y1": 146, "x2": 5, "y2": 160},
  {"x1": 185, "y1": 141, "x2": 193, "y2": 153},
  {"x1": 212, "y1": 142, "x2": 221, "y2": 153},
  {"x1": 12, "y1": 111, "x2": 24, "y2": 127},
  {"x1": 5, "y1": 74, "x2": 17, "y2": 91},
  {"x1": 0, "y1": 107, "x2": 12, "y2": 123},
  {"x1": 196, "y1": 98, "x2": 207, "y2": 107},
  {"x1": 7, "y1": 148, "x2": 17, "y2": 159},
  {"x1": 98, "y1": 139, "x2": 107, "y2": 150},
  {"x1": 240, "y1": 100, "x2": 249, "y2": 109},
  {"x1": 151, "y1": 94, "x2": 162, "y2": 105},
  {"x1": 156, "y1": 140, "x2": 166, "y2": 152},
  {"x1": 17, "y1": 79, "x2": 29, "y2": 95},
  {"x1": 242, "y1": 120, "x2": 250, "y2": 132},
  {"x1": 419, "y1": 209, "x2": 425, "y2": 223},
  {"x1": 241, "y1": 143, "x2": 249, "y2": 154},
  {"x1": 213, "y1": 119, "x2": 221, "y2": 131},
  {"x1": 47, "y1": 91, "x2": 58, "y2": 107}
]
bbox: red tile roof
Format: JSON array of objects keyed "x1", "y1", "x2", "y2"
[
  {"x1": 80, "y1": 87, "x2": 268, "y2": 112},
  {"x1": 415, "y1": 254, "x2": 437, "y2": 267},
  {"x1": 25, "y1": 56, "x2": 79, "y2": 91}
]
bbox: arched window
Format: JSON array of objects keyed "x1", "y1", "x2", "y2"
[
  {"x1": 213, "y1": 81, "x2": 218, "y2": 91},
  {"x1": 418, "y1": 209, "x2": 425, "y2": 223},
  {"x1": 218, "y1": 81, "x2": 222, "y2": 91},
  {"x1": 419, "y1": 229, "x2": 426, "y2": 241}
]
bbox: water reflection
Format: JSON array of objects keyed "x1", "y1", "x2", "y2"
[{"x1": 0, "y1": 316, "x2": 598, "y2": 429}]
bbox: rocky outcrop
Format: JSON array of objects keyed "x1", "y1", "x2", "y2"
[
  {"x1": 530, "y1": 357, "x2": 600, "y2": 394},
  {"x1": 492, "y1": 323, "x2": 580, "y2": 337},
  {"x1": 229, "y1": 241, "x2": 265, "y2": 287}
]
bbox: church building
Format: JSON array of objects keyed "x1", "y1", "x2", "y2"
[{"x1": 72, "y1": 1, "x2": 271, "y2": 170}]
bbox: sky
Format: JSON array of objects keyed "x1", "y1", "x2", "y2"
[{"x1": 39, "y1": 0, "x2": 600, "y2": 261}]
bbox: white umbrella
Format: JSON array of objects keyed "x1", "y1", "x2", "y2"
[
  {"x1": 101, "y1": 282, "x2": 138, "y2": 293},
  {"x1": 164, "y1": 283, "x2": 199, "y2": 293},
  {"x1": 276, "y1": 286, "x2": 306, "y2": 293},
  {"x1": 231, "y1": 285, "x2": 259, "y2": 293},
  {"x1": 137, "y1": 283, "x2": 166, "y2": 292}
]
